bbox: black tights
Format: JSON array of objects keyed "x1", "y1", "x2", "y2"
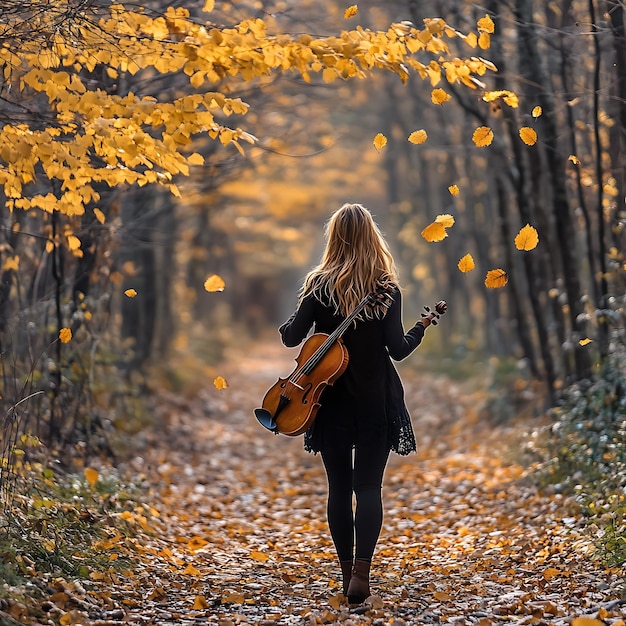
[{"x1": 321, "y1": 441, "x2": 390, "y2": 562}]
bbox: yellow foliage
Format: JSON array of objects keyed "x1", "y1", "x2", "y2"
[
  {"x1": 373, "y1": 133, "x2": 387, "y2": 151},
  {"x1": 204, "y1": 274, "x2": 226, "y2": 292},
  {"x1": 408, "y1": 130, "x2": 428, "y2": 144},
  {"x1": 458, "y1": 254, "x2": 475, "y2": 273},
  {"x1": 1, "y1": 5, "x2": 499, "y2": 216},
  {"x1": 422, "y1": 214, "x2": 455, "y2": 242},
  {"x1": 484, "y1": 268, "x2": 508, "y2": 288},
  {"x1": 519, "y1": 126, "x2": 538, "y2": 146},
  {"x1": 472, "y1": 126, "x2": 494, "y2": 147},
  {"x1": 59, "y1": 327, "x2": 73, "y2": 343},
  {"x1": 514, "y1": 224, "x2": 539, "y2": 251}
]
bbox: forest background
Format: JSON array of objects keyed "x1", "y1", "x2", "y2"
[{"x1": 0, "y1": 0, "x2": 625, "y2": 619}]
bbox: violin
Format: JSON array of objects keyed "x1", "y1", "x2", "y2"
[{"x1": 254, "y1": 296, "x2": 447, "y2": 437}]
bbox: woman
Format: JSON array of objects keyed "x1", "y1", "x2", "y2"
[{"x1": 278, "y1": 203, "x2": 445, "y2": 604}]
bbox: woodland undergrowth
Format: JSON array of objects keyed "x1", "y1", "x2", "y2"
[{"x1": 0, "y1": 341, "x2": 625, "y2": 625}]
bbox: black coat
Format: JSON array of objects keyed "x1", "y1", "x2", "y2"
[{"x1": 278, "y1": 287, "x2": 423, "y2": 455}]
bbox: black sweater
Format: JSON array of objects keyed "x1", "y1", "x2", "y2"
[{"x1": 278, "y1": 287, "x2": 423, "y2": 454}]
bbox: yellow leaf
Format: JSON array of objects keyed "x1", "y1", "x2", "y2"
[
  {"x1": 2, "y1": 256, "x2": 19, "y2": 271},
  {"x1": 483, "y1": 90, "x2": 519, "y2": 108},
  {"x1": 519, "y1": 126, "x2": 537, "y2": 145},
  {"x1": 408, "y1": 129, "x2": 428, "y2": 144},
  {"x1": 124, "y1": 288, "x2": 138, "y2": 298},
  {"x1": 373, "y1": 133, "x2": 387, "y2": 151},
  {"x1": 187, "y1": 152, "x2": 205, "y2": 165},
  {"x1": 183, "y1": 563, "x2": 202, "y2": 576},
  {"x1": 477, "y1": 14, "x2": 495, "y2": 33},
  {"x1": 94, "y1": 208, "x2": 106, "y2": 224},
  {"x1": 193, "y1": 595, "x2": 209, "y2": 609},
  {"x1": 250, "y1": 550, "x2": 270, "y2": 561},
  {"x1": 572, "y1": 619, "x2": 604, "y2": 626},
  {"x1": 514, "y1": 224, "x2": 539, "y2": 251},
  {"x1": 344, "y1": 5, "x2": 358, "y2": 18},
  {"x1": 434, "y1": 591, "x2": 451, "y2": 601},
  {"x1": 448, "y1": 184, "x2": 459, "y2": 196},
  {"x1": 222, "y1": 592, "x2": 245, "y2": 604},
  {"x1": 421, "y1": 214, "x2": 455, "y2": 242},
  {"x1": 204, "y1": 274, "x2": 225, "y2": 292},
  {"x1": 435, "y1": 213, "x2": 455, "y2": 228},
  {"x1": 484, "y1": 269, "x2": 508, "y2": 288},
  {"x1": 213, "y1": 376, "x2": 229, "y2": 390},
  {"x1": 67, "y1": 234, "x2": 81, "y2": 251},
  {"x1": 421, "y1": 222, "x2": 447, "y2": 242},
  {"x1": 46, "y1": 240, "x2": 55, "y2": 254},
  {"x1": 84, "y1": 468, "x2": 99, "y2": 486},
  {"x1": 458, "y1": 254, "x2": 475, "y2": 273},
  {"x1": 59, "y1": 328, "x2": 72, "y2": 343},
  {"x1": 473, "y1": 126, "x2": 494, "y2": 147},
  {"x1": 532, "y1": 105, "x2": 542, "y2": 118},
  {"x1": 579, "y1": 338, "x2": 593, "y2": 346},
  {"x1": 478, "y1": 32, "x2": 491, "y2": 49},
  {"x1": 202, "y1": 0, "x2": 214, "y2": 11},
  {"x1": 431, "y1": 88, "x2": 451, "y2": 105},
  {"x1": 569, "y1": 154, "x2": 581, "y2": 165}
]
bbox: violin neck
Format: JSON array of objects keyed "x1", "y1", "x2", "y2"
[{"x1": 299, "y1": 294, "x2": 372, "y2": 376}]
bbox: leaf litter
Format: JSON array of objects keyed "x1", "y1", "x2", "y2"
[{"x1": 4, "y1": 341, "x2": 624, "y2": 625}]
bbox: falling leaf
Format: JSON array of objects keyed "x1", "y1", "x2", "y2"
[
  {"x1": 477, "y1": 14, "x2": 495, "y2": 33},
  {"x1": 202, "y1": 0, "x2": 215, "y2": 11},
  {"x1": 532, "y1": 105, "x2": 542, "y2": 118},
  {"x1": 250, "y1": 550, "x2": 270, "y2": 561},
  {"x1": 472, "y1": 126, "x2": 494, "y2": 147},
  {"x1": 204, "y1": 274, "x2": 225, "y2": 292},
  {"x1": 483, "y1": 90, "x2": 519, "y2": 108},
  {"x1": 344, "y1": 5, "x2": 358, "y2": 18},
  {"x1": 572, "y1": 619, "x2": 604, "y2": 626},
  {"x1": 458, "y1": 254, "x2": 475, "y2": 273},
  {"x1": 519, "y1": 126, "x2": 537, "y2": 145},
  {"x1": 373, "y1": 133, "x2": 387, "y2": 151},
  {"x1": 421, "y1": 214, "x2": 455, "y2": 242},
  {"x1": 59, "y1": 328, "x2": 72, "y2": 343},
  {"x1": 431, "y1": 88, "x2": 451, "y2": 105},
  {"x1": 485, "y1": 268, "x2": 508, "y2": 288},
  {"x1": 214, "y1": 376, "x2": 229, "y2": 390},
  {"x1": 84, "y1": 468, "x2": 99, "y2": 486},
  {"x1": 124, "y1": 288, "x2": 138, "y2": 298},
  {"x1": 448, "y1": 184, "x2": 459, "y2": 196},
  {"x1": 514, "y1": 224, "x2": 539, "y2": 251},
  {"x1": 408, "y1": 129, "x2": 428, "y2": 144},
  {"x1": 579, "y1": 338, "x2": 593, "y2": 346},
  {"x1": 569, "y1": 154, "x2": 581, "y2": 165}
]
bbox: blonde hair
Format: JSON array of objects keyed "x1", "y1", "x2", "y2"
[{"x1": 300, "y1": 203, "x2": 399, "y2": 318}]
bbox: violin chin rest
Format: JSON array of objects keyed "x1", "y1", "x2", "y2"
[{"x1": 254, "y1": 407, "x2": 278, "y2": 432}]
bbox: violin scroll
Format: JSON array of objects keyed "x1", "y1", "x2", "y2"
[{"x1": 421, "y1": 300, "x2": 447, "y2": 326}]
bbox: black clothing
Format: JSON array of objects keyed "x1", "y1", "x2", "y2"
[
  {"x1": 278, "y1": 286, "x2": 423, "y2": 455},
  {"x1": 321, "y1": 440, "x2": 390, "y2": 561}
]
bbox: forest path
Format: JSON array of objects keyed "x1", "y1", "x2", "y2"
[{"x1": 110, "y1": 339, "x2": 624, "y2": 625}]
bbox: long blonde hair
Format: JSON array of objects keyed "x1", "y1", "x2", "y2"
[{"x1": 300, "y1": 203, "x2": 399, "y2": 318}]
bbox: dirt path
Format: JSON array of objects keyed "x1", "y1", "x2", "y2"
[{"x1": 107, "y1": 340, "x2": 624, "y2": 625}]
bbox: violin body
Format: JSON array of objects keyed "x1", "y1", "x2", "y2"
[{"x1": 259, "y1": 333, "x2": 349, "y2": 436}]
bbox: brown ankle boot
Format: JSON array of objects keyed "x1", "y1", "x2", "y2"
[
  {"x1": 340, "y1": 560, "x2": 353, "y2": 596},
  {"x1": 346, "y1": 558, "x2": 371, "y2": 604}
]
